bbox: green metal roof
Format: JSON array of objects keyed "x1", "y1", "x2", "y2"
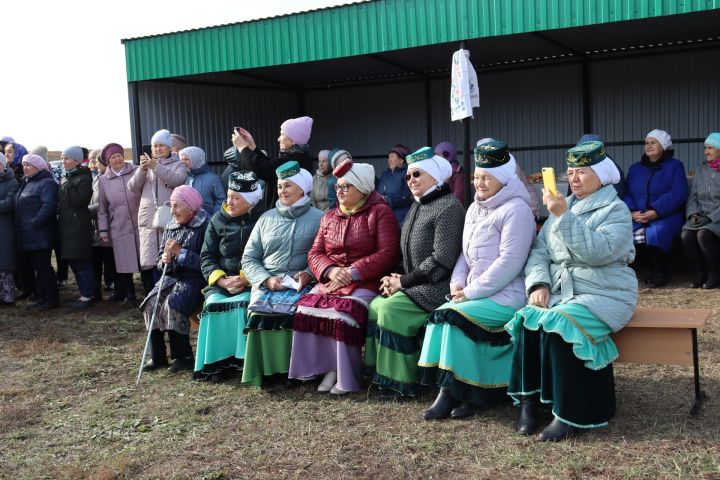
[{"x1": 123, "y1": 0, "x2": 720, "y2": 82}]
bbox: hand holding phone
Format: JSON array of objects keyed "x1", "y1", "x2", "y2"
[{"x1": 542, "y1": 167, "x2": 557, "y2": 195}]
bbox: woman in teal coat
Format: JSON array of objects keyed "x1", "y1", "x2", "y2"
[
  {"x1": 507, "y1": 141, "x2": 637, "y2": 441},
  {"x1": 240, "y1": 161, "x2": 323, "y2": 387}
]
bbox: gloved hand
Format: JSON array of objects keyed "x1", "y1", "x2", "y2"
[{"x1": 689, "y1": 214, "x2": 711, "y2": 228}]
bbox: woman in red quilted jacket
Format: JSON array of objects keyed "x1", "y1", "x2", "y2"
[{"x1": 289, "y1": 159, "x2": 401, "y2": 394}]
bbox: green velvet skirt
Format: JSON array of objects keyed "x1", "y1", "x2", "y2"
[
  {"x1": 506, "y1": 304, "x2": 618, "y2": 428},
  {"x1": 418, "y1": 298, "x2": 515, "y2": 407},
  {"x1": 363, "y1": 292, "x2": 429, "y2": 396},
  {"x1": 194, "y1": 291, "x2": 250, "y2": 375},
  {"x1": 240, "y1": 312, "x2": 294, "y2": 388}
]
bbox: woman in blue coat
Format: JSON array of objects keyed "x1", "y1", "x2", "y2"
[
  {"x1": 376, "y1": 144, "x2": 412, "y2": 225},
  {"x1": 623, "y1": 129, "x2": 688, "y2": 287},
  {"x1": 180, "y1": 146, "x2": 225, "y2": 215},
  {"x1": 14, "y1": 154, "x2": 59, "y2": 310}
]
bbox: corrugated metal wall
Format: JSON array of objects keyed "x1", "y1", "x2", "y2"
[
  {"x1": 133, "y1": 48, "x2": 720, "y2": 179},
  {"x1": 132, "y1": 81, "x2": 297, "y2": 171}
]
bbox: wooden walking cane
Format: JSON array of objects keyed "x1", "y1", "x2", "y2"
[{"x1": 136, "y1": 262, "x2": 169, "y2": 385}]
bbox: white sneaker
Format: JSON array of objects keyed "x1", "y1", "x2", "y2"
[
  {"x1": 330, "y1": 385, "x2": 349, "y2": 395},
  {"x1": 317, "y1": 371, "x2": 337, "y2": 393}
]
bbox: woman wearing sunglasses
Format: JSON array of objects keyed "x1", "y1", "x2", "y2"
[{"x1": 364, "y1": 147, "x2": 465, "y2": 401}]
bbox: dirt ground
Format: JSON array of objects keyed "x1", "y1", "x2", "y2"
[{"x1": 1, "y1": 274, "x2": 718, "y2": 480}]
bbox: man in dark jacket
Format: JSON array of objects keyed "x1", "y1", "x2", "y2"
[
  {"x1": 59, "y1": 146, "x2": 97, "y2": 308},
  {"x1": 15, "y1": 154, "x2": 59, "y2": 310}
]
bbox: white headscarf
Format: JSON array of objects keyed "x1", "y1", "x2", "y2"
[
  {"x1": 341, "y1": 162, "x2": 375, "y2": 194},
  {"x1": 480, "y1": 154, "x2": 518, "y2": 185},
  {"x1": 408, "y1": 155, "x2": 453, "y2": 186},
  {"x1": 589, "y1": 157, "x2": 621, "y2": 186},
  {"x1": 239, "y1": 184, "x2": 263, "y2": 207},
  {"x1": 284, "y1": 168, "x2": 313, "y2": 195}
]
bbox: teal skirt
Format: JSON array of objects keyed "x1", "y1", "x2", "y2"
[
  {"x1": 506, "y1": 304, "x2": 618, "y2": 428},
  {"x1": 194, "y1": 291, "x2": 250, "y2": 375},
  {"x1": 418, "y1": 298, "x2": 515, "y2": 406}
]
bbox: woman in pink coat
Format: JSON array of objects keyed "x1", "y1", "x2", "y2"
[
  {"x1": 128, "y1": 129, "x2": 187, "y2": 293},
  {"x1": 97, "y1": 143, "x2": 141, "y2": 304}
]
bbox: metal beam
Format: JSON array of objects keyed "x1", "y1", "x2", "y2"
[{"x1": 365, "y1": 53, "x2": 424, "y2": 75}]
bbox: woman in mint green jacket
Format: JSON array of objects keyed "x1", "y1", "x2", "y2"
[{"x1": 506, "y1": 141, "x2": 637, "y2": 442}]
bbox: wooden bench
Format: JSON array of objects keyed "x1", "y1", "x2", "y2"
[{"x1": 611, "y1": 307, "x2": 711, "y2": 415}]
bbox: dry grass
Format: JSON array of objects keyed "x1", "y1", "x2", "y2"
[{"x1": 1, "y1": 275, "x2": 719, "y2": 479}]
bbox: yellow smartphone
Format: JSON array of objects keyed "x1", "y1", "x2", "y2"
[{"x1": 542, "y1": 167, "x2": 557, "y2": 195}]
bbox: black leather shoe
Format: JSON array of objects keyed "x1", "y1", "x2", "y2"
[
  {"x1": 168, "y1": 357, "x2": 194, "y2": 374},
  {"x1": 377, "y1": 389, "x2": 402, "y2": 402},
  {"x1": 69, "y1": 298, "x2": 95, "y2": 309},
  {"x1": 516, "y1": 396, "x2": 539, "y2": 435},
  {"x1": 15, "y1": 291, "x2": 33, "y2": 301},
  {"x1": 537, "y1": 418, "x2": 576, "y2": 442},
  {"x1": 120, "y1": 296, "x2": 137, "y2": 307},
  {"x1": 142, "y1": 360, "x2": 168, "y2": 372},
  {"x1": 690, "y1": 273, "x2": 706, "y2": 289},
  {"x1": 702, "y1": 273, "x2": 720, "y2": 290},
  {"x1": 450, "y1": 402, "x2": 477, "y2": 419},
  {"x1": 34, "y1": 301, "x2": 59, "y2": 311},
  {"x1": 423, "y1": 389, "x2": 457, "y2": 420}
]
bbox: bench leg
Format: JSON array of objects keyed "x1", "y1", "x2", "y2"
[{"x1": 690, "y1": 328, "x2": 706, "y2": 416}]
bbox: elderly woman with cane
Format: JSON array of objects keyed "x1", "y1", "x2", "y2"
[{"x1": 139, "y1": 185, "x2": 209, "y2": 374}]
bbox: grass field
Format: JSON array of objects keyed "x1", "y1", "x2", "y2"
[{"x1": 1, "y1": 275, "x2": 718, "y2": 479}]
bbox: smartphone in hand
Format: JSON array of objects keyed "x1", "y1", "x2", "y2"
[
  {"x1": 141, "y1": 144, "x2": 152, "y2": 158},
  {"x1": 542, "y1": 167, "x2": 557, "y2": 195}
]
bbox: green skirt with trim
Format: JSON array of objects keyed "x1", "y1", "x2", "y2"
[
  {"x1": 507, "y1": 303, "x2": 617, "y2": 428},
  {"x1": 194, "y1": 291, "x2": 250, "y2": 374},
  {"x1": 363, "y1": 292, "x2": 429, "y2": 396},
  {"x1": 240, "y1": 312, "x2": 293, "y2": 388},
  {"x1": 417, "y1": 298, "x2": 515, "y2": 406}
]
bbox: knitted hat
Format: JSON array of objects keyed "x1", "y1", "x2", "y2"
[
  {"x1": 29, "y1": 145, "x2": 49, "y2": 162},
  {"x1": 151, "y1": 129, "x2": 173, "y2": 148},
  {"x1": 89, "y1": 148, "x2": 102, "y2": 165},
  {"x1": 228, "y1": 171, "x2": 263, "y2": 206},
  {"x1": 280, "y1": 116, "x2": 313, "y2": 145},
  {"x1": 318, "y1": 149, "x2": 330, "y2": 161},
  {"x1": 328, "y1": 149, "x2": 352, "y2": 170},
  {"x1": 62, "y1": 146, "x2": 84, "y2": 163},
  {"x1": 434, "y1": 142, "x2": 457, "y2": 163},
  {"x1": 333, "y1": 159, "x2": 375, "y2": 195},
  {"x1": 406, "y1": 147, "x2": 453, "y2": 186},
  {"x1": 276, "y1": 160, "x2": 313, "y2": 194},
  {"x1": 170, "y1": 185, "x2": 203, "y2": 212},
  {"x1": 388, "y1": 144, "x2": 410, "y2": 160},
  {"x1": 474, "y1": 141, "x2": 511, "y2": 168},
  {"x1": 171, "y1": 134, "x2": 187, "y2": 150},
  {"x1": 101, "y1": 143, "x2": 124, "y2": 165},
  {"x1": 646, "y1": 129, "x2": 672, "y2": 150},
  {"x1": 704, "y1": 133, "x2": 720, "y2": 149},
  {"x1": 179, "y1": 146, "x2": 206, "y2": 170},
  {"x1": 577, "y1": 133, "x2": 602, "y2": 144},
  {"x1": 22, "y1": 153, "x2": 50, "y2": 172}
]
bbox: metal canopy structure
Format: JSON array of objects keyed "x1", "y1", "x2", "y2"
[{"x1": 122, "y1": 1, "x2": 720, "y2": 201}]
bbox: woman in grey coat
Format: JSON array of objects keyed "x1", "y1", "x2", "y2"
[
  {"x1": 0, "y1": 154, "x2": 19, "y2": 305},
  {"x1": 682, "y1": 133, "x2": 720, "y2": 289},
  {"x1": 180, "y1": 146, "x2": 225, "y2": 215},
  {"x1": 364, "y1": 147, "x2": 465, "y2": 401}
]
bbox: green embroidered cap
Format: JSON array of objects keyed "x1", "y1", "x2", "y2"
[
  {"x1": 473, "y1": 140, "x2": 510, "y2": 168},
  {"x1": 567, "y1": 141, "x2": 606, "y2": 167},
  {"x1": 406, "y1": 147, "x2": 434, "y2": 164},
  {"x1": 276, "y1": 160, "x2": 300, "y2": 180}
]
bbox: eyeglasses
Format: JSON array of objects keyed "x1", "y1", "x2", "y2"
[
  {"x1": 334, "y1": 183, "x2": 354, "y2": 193},
  {"x1": 404, "y1": 170, "x2": 422, "y2": 181}
]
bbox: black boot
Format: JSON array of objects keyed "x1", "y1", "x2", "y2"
[
  {"x1": 516, "y1": 395, "x2": 539, "y2": 435},
  {"x1": 537, "y1": 417, "x2": 576, "y2": 442},
  {"x1": 703, "y1": 272, "x2": 720, "y2": 289},
  {"x1": 143, "y1": 330, "x2": 168, "y2": 371},
  {"x1": 168, "y1": 357, "x2": 194, "y2": 373},
  {"x1": 423, "y1": 388, "x2": 457, "y2": 420},
  {"x1": 450, "y1": 402, "x2": 477, "y2": 419},
  {"x1": 647, "y1": 247, "x2": 668, "y2": 288},
  {"x1": 690, "y1": 270, "x2": 706, "y2": 289}
]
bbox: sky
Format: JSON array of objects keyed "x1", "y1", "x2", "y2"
[{"x1": 2, "y1": 0, "x2": 349, "y2": 152}]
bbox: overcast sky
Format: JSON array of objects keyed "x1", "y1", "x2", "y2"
[{"x1": 2, "y1": 0, "x2": 349, "y2": 151}]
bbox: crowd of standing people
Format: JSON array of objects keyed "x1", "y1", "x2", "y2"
[{"x1": 1, "y1": 122, "x2": 719, "y2": 442}]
